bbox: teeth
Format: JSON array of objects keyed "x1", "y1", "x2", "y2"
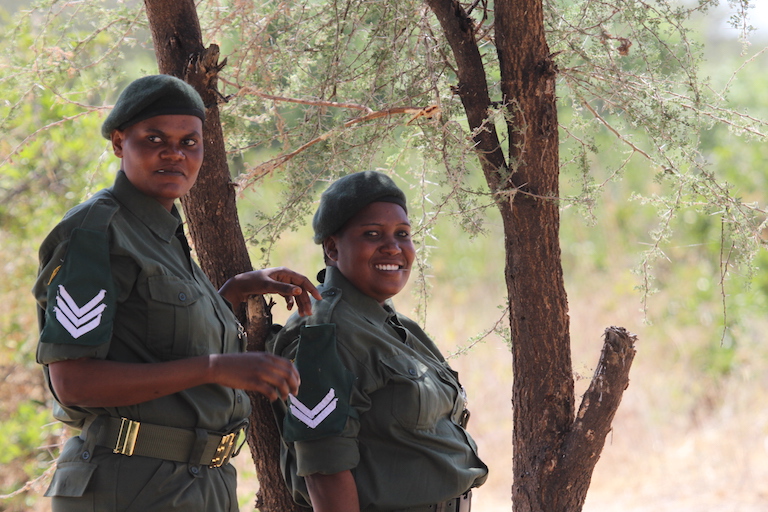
[{"x1": 376, "y1": 264, "x2": 400, "y2": 271}]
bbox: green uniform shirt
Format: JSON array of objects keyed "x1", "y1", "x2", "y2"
[
  {"x1": 269, "y1": 266, "x2": 488, "y2": 512},
  {"x1": 33, "y1": 171, "x2": 249, "y2": 511}
]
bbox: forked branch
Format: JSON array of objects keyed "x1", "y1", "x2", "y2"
[{"x1": 546, "y1": 326, "x2": 637, "y2": 508}]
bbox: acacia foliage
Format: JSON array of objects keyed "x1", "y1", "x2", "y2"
[{"x1": 3, "y1": 1, "x2": 766, "y2": 295}]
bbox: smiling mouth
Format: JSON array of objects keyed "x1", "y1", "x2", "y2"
[{"x1": 375, "y1": 264, "x2": 404, "y2": 271}]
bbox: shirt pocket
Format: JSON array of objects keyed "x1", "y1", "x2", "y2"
[
  {"x1": 146, "y1": 275, "x2": 205, "y2": 359},
  {"x1": 380, "y1": 355, "x2": 448, "y2": 431}
]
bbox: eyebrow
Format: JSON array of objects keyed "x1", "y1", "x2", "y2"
[
  {"x1": 358, "y1": 221, "x2": 411, "y2": 227},
  {"x1": 144, "y1": 127, "x2": 202, "y2": 138}
]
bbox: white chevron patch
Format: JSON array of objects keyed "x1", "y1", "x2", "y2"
[
  {"x1": 53, "y1": 285, "x2": 108, "y2": 339},
  {"x1": 289, "y1": 388, "x2": 338, "y2": 428}
]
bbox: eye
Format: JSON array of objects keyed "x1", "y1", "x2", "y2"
[
  {"x1": 182, "y1": 138, "x2": 199, "y2": 147},
  {"x1": 363, "y1": 230, "x2": 380, "y2": 237},
  {"x1": 147, "y1": 135, "x2": 162, "y2": 143},
  {"x1": 397, "y1": 230, "x2": 411, "y2": 239}
]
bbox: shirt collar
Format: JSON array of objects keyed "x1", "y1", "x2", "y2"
[
  {"x1": 321, "y1": 266, "x2": 395, "y2": 325},
  {"x1": 110, "y1": 170, "x2": 181, "y2": 243}
]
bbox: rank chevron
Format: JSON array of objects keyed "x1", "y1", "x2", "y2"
[
  {"x1": 54, "y1": 285, "x2": 108, "y2": 339},
  {"x1": 289, "y1": 388, "x2": 338, "y2": 428}
]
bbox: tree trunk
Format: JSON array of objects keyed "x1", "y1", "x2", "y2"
[
  {"x1": 424, "y1": 0, "x2": 637, "y2": 510},
  {"x1": 143, "y1": 1, "x2": 303, "y2": 510},
  {"x1": 495, "y1": 1, "x2": 577, "y2": 510}
]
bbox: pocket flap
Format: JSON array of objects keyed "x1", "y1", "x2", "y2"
[
  {"x1": 381, "y1": 354, "x2": 428, "y2": 380},
  {"x1": 44, "y1": 461, "x2": 97, "y2": 497},
  {"x1": 148, "y1": 275, "x2": 201, "y2": 306}
]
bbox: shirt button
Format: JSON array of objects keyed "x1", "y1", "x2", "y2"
[
  {"x1": 178, "y1": 292, "x2": 187, "y2": 301},
  {"x1": 408, "y1": 368, "x2": 417, "y2": 376},
  {"x1": 237, "y1": 393, "x2": 243, "y2": 403},
  {"x1": 190, "y1": 466, "x2": 199, "y2": 474},
  {"x1": 81, "y1": 451, "x2": 90, "y2": 460}
]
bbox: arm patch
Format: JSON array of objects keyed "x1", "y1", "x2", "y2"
[
  {"x1": 39, "y1": 228, "x2": 116, "y2": 346},
  {"x1": 283, "y1": 323, "x2": 356, "y2": 442}
]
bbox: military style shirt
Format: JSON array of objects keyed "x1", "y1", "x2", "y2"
[
  {"x1": 34, "y1": 171, "x2": 250, "y2": 432},
  {"x1": 269, "y1": 266, "x2": 488, "y2": 512},
  {"x1": 33, "y1": 172, "x2": 249, "y2": 511}
]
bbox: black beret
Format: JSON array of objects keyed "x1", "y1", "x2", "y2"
[
  {"x1": 312, "y1": 171, "x2": 408, "y2": 244},
  {"x1": 101, "y1": 75, "x2": 206, "y2": 139}
]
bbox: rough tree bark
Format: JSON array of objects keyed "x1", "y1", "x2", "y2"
[
  {"x1": 424, "y1": 0, "x2": 637, "y2": 510},
  {"x1": 143, "y1": 1, "x2": 303, "y2": 510}
]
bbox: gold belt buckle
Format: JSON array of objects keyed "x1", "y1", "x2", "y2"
[
  {"x1": 209, "y1": 432, "x2": 237, "y2": 468},
  {"x1": 114, "y1": 418, "x2": 141, "y2": 456}
]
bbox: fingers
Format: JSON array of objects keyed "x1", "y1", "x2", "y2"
[
  {"x1": 262, "y1": 268, "x2": 322, "y2": 317},
  {"x1": 266, "y1": 267, "x2": 322, "y2": 299},
  {"x1": 212, "y1": 353, "x2": 300, "y2": 400}
]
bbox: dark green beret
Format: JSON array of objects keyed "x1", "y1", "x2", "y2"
[
  {"x1": 312, "y1": 171, "x2": 408, "y2": 244},
  {"x1": 101, "y1": 75, "x2": 206, "y2": 139}
]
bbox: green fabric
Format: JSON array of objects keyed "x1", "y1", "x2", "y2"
[
  {"x1": 311, "y1": 171, "x2": 408, "y2": 243},
  {"x1": 40, "y1": 226, "x2": 116, "y2": 346},
  {"x1": 268, "y1": 266, "x2": 488, "y2": 512},
  {"x1": 283, "y1": 324, "x2": 356, "y2": 442},
  {"x1": 34, "y1": 171, "x2": 249, "y2": 510},
  {"x1": 101, "y1": 75, "x2": 205, "y2": 138},
  {"x1": 47, "y1": 435, "x2": 238, "y2": 512}
]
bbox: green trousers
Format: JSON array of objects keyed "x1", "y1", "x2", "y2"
[{"x1": 47, "y1": 435, "x2": 239, "y2": 512}]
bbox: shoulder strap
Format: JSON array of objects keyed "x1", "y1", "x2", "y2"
[
  {"x1": 79, "y1": 194, "x2": 119, "y2": 233},
  {"x1": 305, "y1": 287, "x2": 343, "y2": 327}
]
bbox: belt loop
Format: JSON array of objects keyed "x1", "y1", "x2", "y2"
[
  {"x1": 187, "y1": 428, "x2": 209, "y2": 477},
  {"x1": 79, "y1": 415, "x2": 105, "y2": 463},
  {"x1": 459, "y1": 490, "x2": 472, "y2": 512}
]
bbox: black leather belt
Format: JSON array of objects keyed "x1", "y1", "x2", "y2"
[
  {"x1": 84, "y1": 416, "x2": 247, "y2": 468},
  {"x1": 399, "y1": 491, "x2": 472, "y2": 512}
]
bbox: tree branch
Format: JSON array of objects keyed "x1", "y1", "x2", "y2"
[
  {"x1": 547, "y1": 326, "x2": 637, "y2": 509},
  {"x1": 235, "y1": 105, "x2": 441, "y2": 190}
]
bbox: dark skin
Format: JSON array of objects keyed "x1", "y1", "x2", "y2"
[
  {"x1": 48, "y1": 114, "x2": 322, "y2": 407},
  {"x1": 305, "y1": 201, "x2": 415, "y2": 512}
]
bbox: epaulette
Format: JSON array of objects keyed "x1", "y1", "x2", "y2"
[
  {"x1": 78, "y1": 194, "x2": 119, "y2": 233},
  {"x1": 306, "y1": 286, "x2": 343, "y2": 327}
]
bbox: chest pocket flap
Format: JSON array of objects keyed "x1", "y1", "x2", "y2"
[{"x1": 148, "y1": 275, "x2": 202, "y2": 306}]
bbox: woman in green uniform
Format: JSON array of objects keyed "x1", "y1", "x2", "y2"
[
  {"x1": 269, "y1": 171, "x2": 488, "y2": 512},
  {"x1": 33, "y1": 74, "x2": 321, "y2": 512}
]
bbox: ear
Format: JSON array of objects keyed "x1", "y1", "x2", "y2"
[
  {"x1": 323, "y1": 237, "x2": 340, "y2": 264},
  {"x1": 110, "y1": 130, "x2": 125, "y2": 158}
]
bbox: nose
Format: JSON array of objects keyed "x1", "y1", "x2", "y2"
[
  {"x1": 161, "y1": 145, "x2": 185, "y2": 161},
  {"x1": 379, "y1": 236, "x2": 402, "y2": 255}
]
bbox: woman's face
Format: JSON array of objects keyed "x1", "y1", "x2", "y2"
[
  {"x1": 110, "y1": 114, "x2": 204, "y2": 211},
  {"x1": 325, "y1": 201, "x2": 415, "y2": 304}
]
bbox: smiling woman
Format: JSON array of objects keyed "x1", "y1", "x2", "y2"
[
  {"x1": 268, "y1": 171, "x2": 488, "y2": 512},
  {"x1": 323, "y1": 201, "x2": 415, "y2": 304}
]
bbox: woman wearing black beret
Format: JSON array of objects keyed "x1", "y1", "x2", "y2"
[
  {"x1": 33, "y1": 74, "x2": 321, "y2": 512},
  {"x1": 269, "y1": 171, "x2": 488, "y2": 512}
]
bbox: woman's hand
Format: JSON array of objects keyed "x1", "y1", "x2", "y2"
[
  {"x1": 219, "y1": 267, "x2": 322, "y2": 316},
  {"x1": 209, "y1": 352, "x2": 300, "y2": 401}
]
